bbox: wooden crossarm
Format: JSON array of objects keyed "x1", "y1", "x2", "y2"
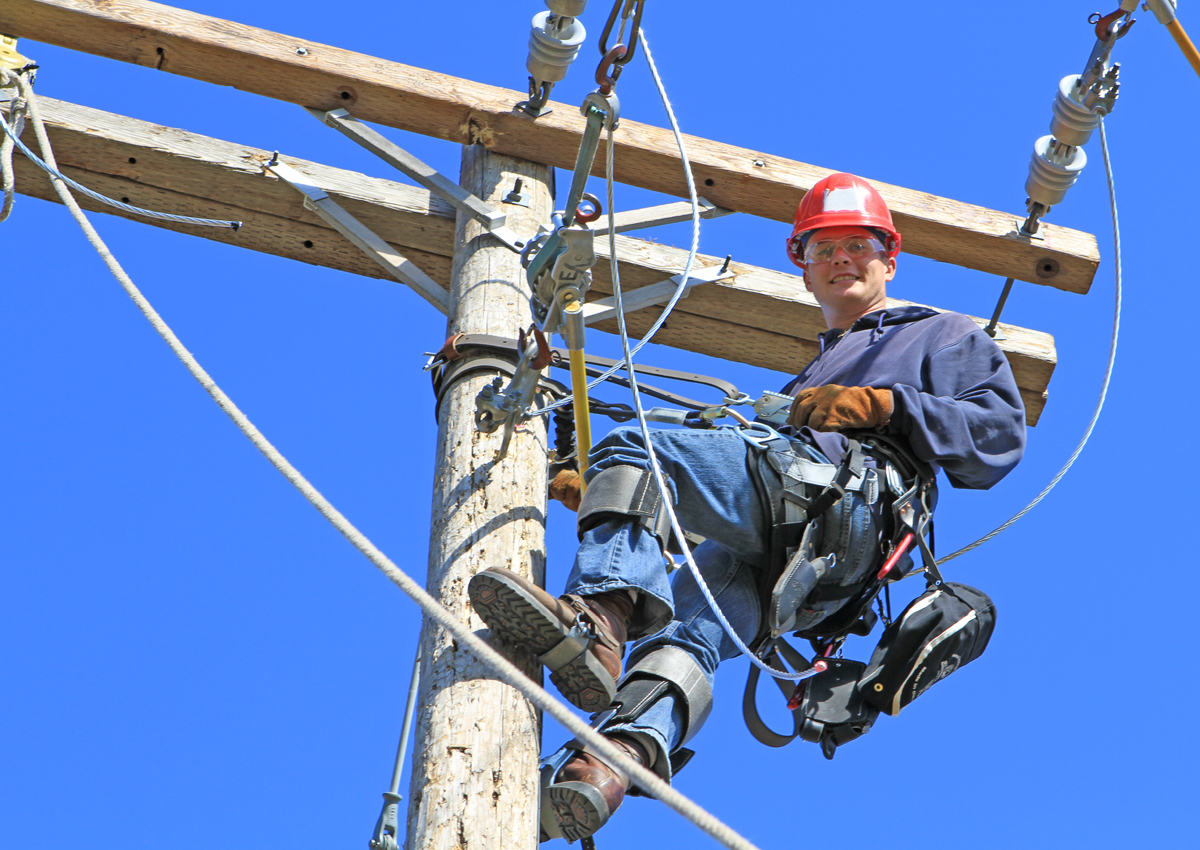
[
  {"x1": 0, "y1": 0, "x2": 1097, "y2": 295},
  {"x1": 7, "y1": 95, "x2": 1055, "y2": 423}
]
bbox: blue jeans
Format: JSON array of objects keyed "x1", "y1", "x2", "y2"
[{"x1": 561, "y1": 424, "x2": 882, "y2": 774}]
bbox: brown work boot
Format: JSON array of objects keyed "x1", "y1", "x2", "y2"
[
  {"x1": 545, "y1": 735, "x2": 652, "y2": 843},
  {"x1": 468, "y1": 567, "x2": 633, "y2": 712}
]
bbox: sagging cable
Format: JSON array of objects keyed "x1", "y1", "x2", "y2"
[
  {"x1": 604, "y1": 30, "x2": 814, "y2": 683},
  {"x1": 528, "y1": 26, "x2": 715, "y2": 419},
  {"x1": 938, "y1": 116, "x2": 1122, "y2": 565},
  {"x1": 22, "y1": 56, "x2": 762, "y2": 850},
  {"x1": 0, "y1": 71, "x2": 241, "y2": 230}
]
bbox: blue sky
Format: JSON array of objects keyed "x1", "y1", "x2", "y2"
[{"x1": 3, "y1": 2, "x2": 1197, "y2": 848}]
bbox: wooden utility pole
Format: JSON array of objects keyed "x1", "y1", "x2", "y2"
[{"x1": 407, "y1": 145, "x2": 553, "y2": 849}]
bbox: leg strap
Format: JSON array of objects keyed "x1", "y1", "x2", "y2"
[
  {"x1": 577, "y1": 464, "x2": 673, "y2": 552},
  {"x1": 615, "y1": 646, "x2": 713, "y2": 747},
  {"x1": 598, "y1": 646, "x2": 713, "y2": 795}
]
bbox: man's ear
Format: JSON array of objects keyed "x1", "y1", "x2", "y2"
[
  {"x1": 883, "y1": 257, "x2": 897, "y2": 283},
  {"x1": 803, "y1": 270, "x2": 814, "y2": 292}
]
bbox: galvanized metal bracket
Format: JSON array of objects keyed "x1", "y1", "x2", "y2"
[
  {"x1": 587, "y1": 197, "x2": 733, "y2": 236},
  {"x1": 580, "y1": 264, "x2": 732, "y2": 325},
  {"x1": 266, "y1": 157, "x2": 450, "y2": 315},
  {"x1": 306, "y1": 107, "x2": 526, "y2": 253}
]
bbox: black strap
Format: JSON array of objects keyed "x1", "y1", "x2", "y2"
[
  {"x1": 431, "y1": 333, "x2": 741, "y2": 411},
  {"x1": 741, "y1": 639, "x2": 814, "y2": 748},
  {"x1": 802, "y1": 439, "x2": 865, "y2": 522}
]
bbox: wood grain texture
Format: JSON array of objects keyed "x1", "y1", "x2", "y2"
[
  {"x1": 406, "y1": 148, "x2": 552, "y2": 850},
  {"x1": 0, "y1": 0, "x2": 1099, "y2": 292},
  {"x1": 10, "y1": 96, "x2": 1055, "y2": 424}
]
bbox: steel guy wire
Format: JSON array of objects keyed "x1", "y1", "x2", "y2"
[
  {"x1": 20, "y1": 74, "x2": 763, "y2": 850},
  {"x1": 936, "y1": 115, "x2": 1122, "y2": 566},
  {"x1": 528, "y1": 27, "x2": 710, "y2": 419},
  {"x1": 604, "y1": 31, "x2": 816, "y2": 683},
  {"x1": 0, "y1": 72, "x2": 240, "y2": 230}
]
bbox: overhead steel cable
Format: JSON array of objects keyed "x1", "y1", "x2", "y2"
[
  {"x1": 16, "y1": 69, "x2": 762, "y2": 850},
  {"x1": 528, "y1": 28, "x2": 714, "y2": 419},
  {"x1": 604, "y1": 30, "x2": 819, "y2": 683},
  {"x1": 937, "y1": 116, "x2": 1122, "y2": 565},
  {"x1": 0, "y1": 71, "x2": 241, "y2": 230}
]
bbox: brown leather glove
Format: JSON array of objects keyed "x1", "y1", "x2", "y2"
[
  {"x1": 549, "y1": 468, "x2": 583, "y2": 511},
  {"x1": 787, "y1": 384, "x2": 893, "y2": 432}
]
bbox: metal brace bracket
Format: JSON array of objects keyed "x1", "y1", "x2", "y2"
[
  {"x1": 587, "y1": 197, "x2": 734, "y2": 237},
  {"x1": 307, "y1": 107, "x2": 526, "y2": 253},
  {"x1": 581, "y1": 265, "x2": 732, "y2": 325},
  {"x1": 266, "y1": 157, "x2": 450, "y2": 314}
]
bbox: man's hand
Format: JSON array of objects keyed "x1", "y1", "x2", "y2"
[
  {"x1": 787, "y1": 384, "x2": 893, "y2": 432},
  {"x1": 549, "y1": 469, "x2": 583, "y2": 511}
]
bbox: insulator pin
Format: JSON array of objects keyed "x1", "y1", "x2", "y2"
[
  {"x1": 547, "y1": 0, "x2": 589, "y2": 17},
  {"x1": 1025, "y1": 135, "x2": 1087, "y2": 208},
  {"x1": 527, "y1": 11, "x2": 587, "y2": 85}
]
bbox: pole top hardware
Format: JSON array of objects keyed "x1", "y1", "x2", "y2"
[{"x1": 0, "y1": 36, "x2": 31, "y2": 73}]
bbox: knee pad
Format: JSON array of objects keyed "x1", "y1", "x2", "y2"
[{"x1": 577, "y1": 464, "x2": 674, "y2": 553}]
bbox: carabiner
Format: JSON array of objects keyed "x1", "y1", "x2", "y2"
[{"x1": 599, "y1": 0, "x2": 646, "y2": 66}]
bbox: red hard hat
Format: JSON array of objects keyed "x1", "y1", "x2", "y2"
[{"x1": 785, "y1": 173, "x2": 902, "y2": 268}]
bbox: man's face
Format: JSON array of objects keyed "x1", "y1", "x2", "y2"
[{"x1": 802, "y1": 225, "x2": 896, "y2": 319}]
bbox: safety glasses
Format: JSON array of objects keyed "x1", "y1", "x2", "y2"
[{"x1": 804, "y1": 234, "x2": 886, "y2": 265}]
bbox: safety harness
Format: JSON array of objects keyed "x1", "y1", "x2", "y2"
[{"x1": 741, "y1": 428, "x2": 945, "y2": 755}]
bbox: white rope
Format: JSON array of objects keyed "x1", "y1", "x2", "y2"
[
  {"x1": 605, "y1": 30, "x2": 812, "y2": 683},
  {"x1": 937, "y1": 115, "x2": 1122, "y2": 565},
  {"x1": 0, "y1": 72, "x2": 28, "y2": 222},
  {"x1": 527, "y1": 28, "x2": 712, "y2": 418},
  {"x1": 20, "y1": 76, "x2": 762, "y2": 850},
  {"x1": 0, "y1": 71, "x2": 240, "y2": 230}
]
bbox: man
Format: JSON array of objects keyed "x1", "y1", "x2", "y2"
[{"x1": 469, "y1": 173, "x2": 1026, "y2": 842}]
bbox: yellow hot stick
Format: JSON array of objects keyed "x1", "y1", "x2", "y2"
[
  {"x1": 568, "y1": 346, "x2": 592, "y2": 493},
  {"x1": 1167, "y1": 18, "x2": 1200, "y2": 81}
]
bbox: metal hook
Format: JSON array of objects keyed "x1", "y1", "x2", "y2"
[
  {"x1": 575, "y1": 192, "x2": 603, "y2": 224},
  {"x1": 1091, "y1": 7, "x2": 1136, "y2": 41},
  {"x1": 595, "y1": 44, "x2": 628, "y2": 95}
]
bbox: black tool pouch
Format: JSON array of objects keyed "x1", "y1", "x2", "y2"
[{"x1": 858, "y1": 582, "x2": 996, "y2": 716}]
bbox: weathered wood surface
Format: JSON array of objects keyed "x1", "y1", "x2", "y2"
[
  {"x1": 8, "y1": 96, "x2": 1054, "y2": 423},
  {"x1": 0, "y1": 0, "x2": 1099, "y2": 293},
  {"x1": 408, "y1": 147, "x2": 551, "y2": 850}
]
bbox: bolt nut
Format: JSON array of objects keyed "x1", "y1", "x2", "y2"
[
  {"x1": 295, "y1": 47, "x2": 309, "y2": 56},
  {"x1": 753, "y1": 160, "x2": 766, "y2": 167}
]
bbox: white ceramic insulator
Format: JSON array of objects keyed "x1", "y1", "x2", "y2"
[
  {"x1": 547, "y1": 0, "x2": 588, "y2": 17},
  {"x1": 527, "y1": 11, "x2": 586, "y2": 84},
  {"x1": 1025, "y1": 135, "x2": 1088, "y2": 208},
  {"x1": 1049, "y1": 74, "x2": 1102, "y2": 147}
]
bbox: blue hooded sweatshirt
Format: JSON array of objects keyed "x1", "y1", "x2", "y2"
[{"x1": 778, "y1": 305, "x2": 1026, "y2": 490}]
